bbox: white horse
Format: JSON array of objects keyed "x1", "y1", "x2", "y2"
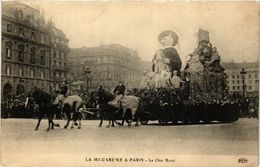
[
  {"x1": 53, "y1": 94, "x2": 83, "y2": 129},
  {"x1": 108, "y1": 95, "x2": 141, "y2": 126}
]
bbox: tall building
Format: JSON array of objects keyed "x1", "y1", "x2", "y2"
[
  {"x1": 222, "y1": 61, "x2": 259, "y2": 96},
  {"x1": 46, "y1": 21, "x2": 70, "y2": 91},
  {"x1": 68, "y1": 44, "x2": 143, "y2": 92},
  {"x1": 1, "y1": 2, "x2": 69, "y2": 99}
]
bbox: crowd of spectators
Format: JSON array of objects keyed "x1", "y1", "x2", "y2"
[{"x1": 1, "y1": 88, "x2": 258, "y2": 120}]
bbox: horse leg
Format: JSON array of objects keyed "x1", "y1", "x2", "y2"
[
  {"x1": 35, "y1": 114, "x2": 43, "y2": 130},
  {"x1": 78, "y1": 119, "x2": 81, "y2": 129},
  {"x1": 121, "y1": 109, "x2": 126, "y2": 126},
  {"x1": 98, "y1": 112, "x2": 103, "y2": 127},
  {"x1": 106, "y1": 120, "x2": 111, "y2": 128},
  {"x1": 64, "y1": 113, "x2": 70, "y2": 129},
  {"x1": 47, "y1": 118, "x2": 51, "y2": 131},
  {"x1": 111, "y1": 119, "x2": 115, "y2": 127},
  {"x1": 134, "y1": 114, "x2": 139, "y2": 126}
]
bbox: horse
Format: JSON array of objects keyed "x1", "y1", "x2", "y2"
[
  {"x1": 96, "y1": 89, "x2": 141, "y2": 127},
  {"x1": 53, "y1": 94, "x2": 83, "y2": 129},
  {"x1": 28, "y1": 89, "x2": 60, "y2": 131},
  {"x1": 92, "y1": 90, "x2": 118, "y2": 128}
]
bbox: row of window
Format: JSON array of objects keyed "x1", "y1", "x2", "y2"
[
  {"x1": 52, "y1": 71, "x2": 66, "y2": 79},
  {"x1": 5, "y1": 44, "x2": 46, "y2": 65},
  {"x1": 230, "y1": 85, "x2": 258, "y2": 91},
  {"x1": 53, "y1": 50, "x2": 65, "y2": 60},
  {"x1": 227, "y1": 79, "x2": 259, "y2": 84},
  {"x1": 53, "y1": 61, "x2": 66, "y2": 68},
  {"x1": 6, "y1": 23, "x2": 44, "y2": 42},
  {"x1": 227, "y1": 73, "x2": 258, "y2": 79},
  {"x1": 5, "y1": 65, "x2": 45, "y2": 79}
]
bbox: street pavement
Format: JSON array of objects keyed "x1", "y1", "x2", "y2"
[{"x1": 1, "y1": 118, "x2": 258, "y2": 166}]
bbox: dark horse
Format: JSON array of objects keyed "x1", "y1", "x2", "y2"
[
  {"x1": 30, "y1": 89, "x2": 60, "y2": 131},
  {"x1": 95, "y1": 89, "x2": 140, "y2": 127},
  {"x1": 94, "y1": 90, "x2": 118, "y2": 127}
]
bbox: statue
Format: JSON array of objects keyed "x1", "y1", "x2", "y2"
[{"x1": 147, "y1": 30, "x2": 182, "y2": 88}]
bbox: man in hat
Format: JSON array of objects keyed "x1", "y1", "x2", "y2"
[
  {"x1": 58, "y1": 79, "x2": 69, "y2": 97},
  {"x1": 114, "y1": 80, "x2": 126, "y2": 96},
  {"x1": 109, "y1": 81, "x2": 126, "y2": 108}
]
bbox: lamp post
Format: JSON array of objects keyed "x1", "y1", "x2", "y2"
[
  {"x1": 85, "y1": 67, "x2": 91, "y2": 96},
  {"x1": 240, "y1": 68, "x2": 247, "y2": 97}
]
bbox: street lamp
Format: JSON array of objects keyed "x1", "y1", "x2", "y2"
[
  {"x1": 85, "y1": 67, "x2": 91, "y2": 96},
  {"x1": 240, "y1": 68, "x2": 247, "y2": 97}
]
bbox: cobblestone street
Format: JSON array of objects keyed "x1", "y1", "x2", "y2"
[{"x1": 1, "y1": 118, "x2": 258, "y2": 166}]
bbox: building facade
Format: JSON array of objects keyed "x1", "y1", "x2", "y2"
[
  {"x1": 1, "y1": 2, "x2": 69, "y2": 99},
  {"x1": 68, "y1": 44, "x2": 143, "y2": 93},
  {"x1": 46, "y1": 21, "x2": 70, "y2": 91},
  {"x1": 222, "y1": 61, "x2": 259, "y2": 96}
]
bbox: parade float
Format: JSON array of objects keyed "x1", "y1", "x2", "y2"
[{"x1": 136, "y1": 29, "x2": 240, "y2": 125}]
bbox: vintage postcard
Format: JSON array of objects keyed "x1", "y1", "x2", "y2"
[{"x1": 1, "y1": 1, "x2": 259, "y2": 167}]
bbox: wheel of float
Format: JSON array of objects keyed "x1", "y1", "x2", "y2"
[
  {"x1": 126, "y1": 119, "x2": 132, "y2": 124},
  {"x1": 114, "y1": 120, "x2": 122, "y2": 126},
  {"x1": 158, "y1": 119, "x2": 168, "y2": 125},
  {"x1": 140, "y1": 119, "x2": 149, "y2": 125}
]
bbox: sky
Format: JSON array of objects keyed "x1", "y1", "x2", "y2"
[{"x1": 36, "y1": 1, "x2": 259, "y2": 64}]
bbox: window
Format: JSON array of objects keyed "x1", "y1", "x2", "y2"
[
  {"x1": 103, "y1": 56, "x2": 108, "y2": 63},
  {"x1": 249, "y1": 80, "x2": 252, "y2": 84},
  {"x1": 232, "y1": 86, "x2": 236, "y2": 90},
  {"x1": 232, "y1": 80, "x2": 235, "y2": 84},
  {"x1": 7, "y1": 24, "x2": 12, "y2": 32},
  {"x1": 248, "y1": 74, "x2": 251, "y2": 78},
  {"x1": 40, "y1": 71, "x2": 44, "y2": 79},
  {"x1": 255, "y1": 80, "x2": 259, "y2": 84},
  {"x1": 30, "y1": 47, "x2": 36, "y2": 64},
  {"x1": 31, "y1": 32, "x2": 36, "y2": 40},
  {"x1": 237, "y1": 80, "x2": 240, "y2": 84},
  {"x1": 107, "y1": 72, "x2": 112, "y2": 79},
  {"x1": 30, "y1": 69, "x2": 35, "y2": 78},
  {"x1": 40, "y1": 50, "x2": 46, "y2": 65},
  {"x1": 6, "y1": 66, "x2": 11, "y2": 75},
  {"x1": 232, "y1": 75, "x2": 235, "y2": 79},
  {"x1": 255, "y1": 74, "x2": 258, "y2": 78},
  {"x1": 41, "y1": 34, "x2": 44, "y2": 43},
  {"x1": 236, "y1": 75, "x2": 239, "y2": 79},
  {"x1": 5, "y1": 41, "x2": 12, "y2": 59},
  {"x1": 18, "y1": 45, "x2": 25, "y2": 61},
  {"x1": 59, "y1": 52, "x2": 62, "y2": 59},
  {"x1": 58, "y1": 62, "x2": 62, "y2": 67},
  {"x1": 249, "y1": 86, "x2": 252, "y2": 90},
  {"x1": 5, "y1": 48, "x2": 11, "y2": 58},
  {"x1": 19, "y1": 67, "x2": 23, "y2": 77},
  {"x1": 19, "y1": 28, "x2": 24, "y2": 36},
  {"x1": 237, "y1": 86, "x2": 240, "y2": 90},
  {"x1": 53, "y1": 51, "x2": 57, "y2": 59}
]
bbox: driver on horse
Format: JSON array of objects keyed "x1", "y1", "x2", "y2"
[
  {"x1": 57, "y1": 79, "x2": 69, "y2": 108},
  {"x1": 58, "y1": 79, "x2": 68, "y2": 98},
  {"x1": 111, "y1": 80, "x2": 126, "y2": 108}
]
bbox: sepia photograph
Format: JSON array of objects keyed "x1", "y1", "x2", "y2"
[{"x1": 1, "y1": 1, "x2": 259, "y2": 167}]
